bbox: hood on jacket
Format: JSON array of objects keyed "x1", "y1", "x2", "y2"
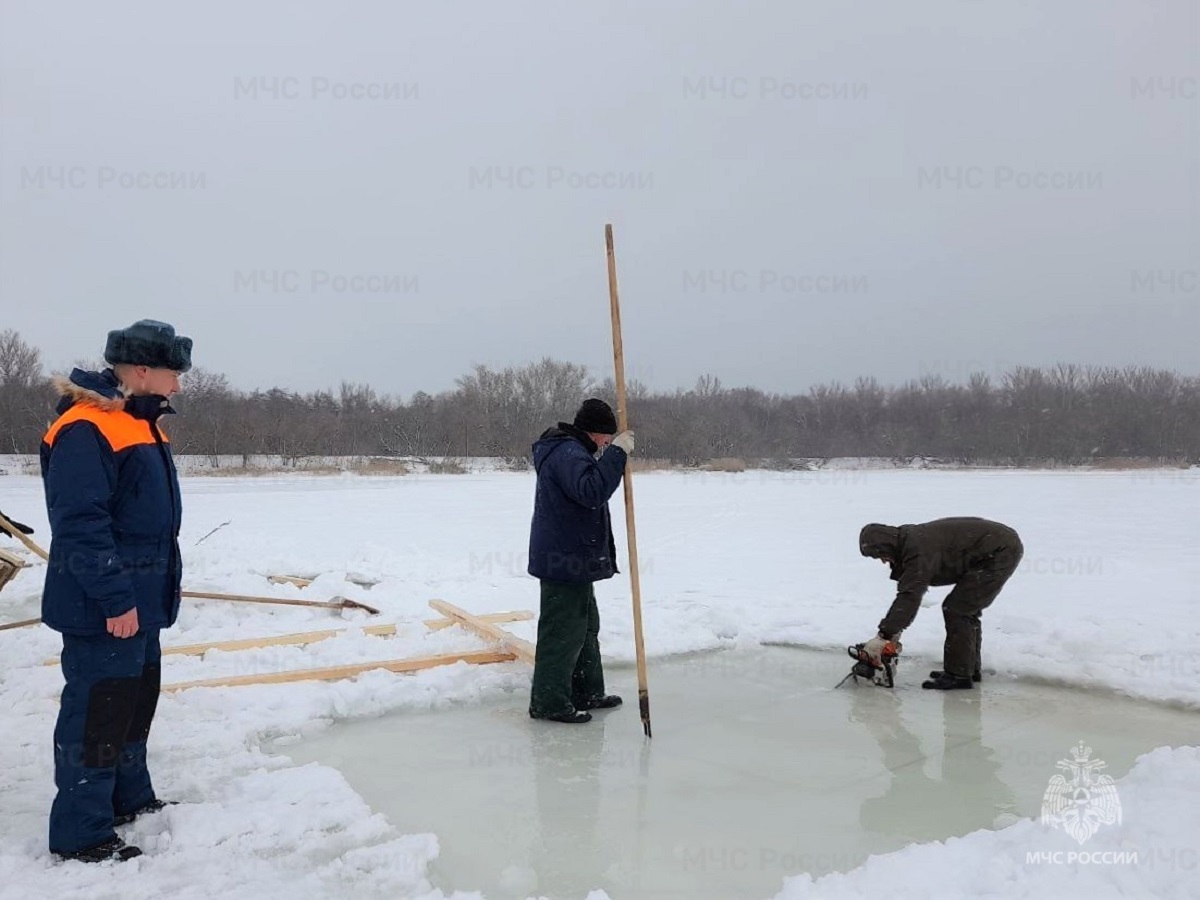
[
  {"x1": 532, "y1": 423, "x2": 598, "y2": 470},
  {"x1": 52, "y1": 369, "x2": 126, "y2": 415},
  {"x1": 52, "y1": 368, "x2": 174, "y2": 421},
  {"x1": 859, "y1": 523, "x2": 901, "y2": 560}
]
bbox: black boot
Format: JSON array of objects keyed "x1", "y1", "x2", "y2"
[
  {"x1": 929, "y1": 670, "x2": 982, "y2": 683},
  {"x1": 576, "y1": 694, "x2": 623, "y2": 710},
  {"x1": 114, "y1": 798, "x2": 177, "y2": 827},
  {"x1": 56, "y1": 837, "x2": 143, "y2": 863},
  {"x1": 922, "y1": 672, "x2": 974, "y2": 690},
  {"x1": 530, "y1": 709, "x2": 593, "y2": 724}
]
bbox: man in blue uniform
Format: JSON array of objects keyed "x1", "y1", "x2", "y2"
[
  {"x1": 527, "y1": 399, "x2": 635, "y2": 723},
  {"x1": 42, "y1": 319, "x2": 191, "y2": 862}
]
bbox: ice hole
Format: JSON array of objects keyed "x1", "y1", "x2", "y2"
[{"x1": 275, "y1": 647, "x2": 1198, "y2": 899}]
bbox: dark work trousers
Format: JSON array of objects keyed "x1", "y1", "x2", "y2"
[
  {"x1": 49, "y1": 628, "x2": 162, "y2": 855},
  {"x1": 529, "y1": 581, "x2": 606, "y2": 717},
  {"x1": 941, "y1": 542, "x2": 1024, "y2": 678}
]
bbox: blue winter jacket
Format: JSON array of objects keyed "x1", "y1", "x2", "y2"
[
  {"x1": 527, "y1": 424, "x2": 627, "y2": 583},
  {"x1": 40, "y1": 369, "x2": 183, "y2": 635}
]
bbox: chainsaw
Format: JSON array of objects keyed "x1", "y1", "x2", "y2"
[{"x1": 835, "y1": 640, "x2": 901, "y2": 688}]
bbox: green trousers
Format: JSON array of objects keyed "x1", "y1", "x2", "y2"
[
  {"x1": 529, "y1": 580, "x2": 606, "y2": 717},
  {"x1": 942, "y1": 543, "x2": 1024, "y2": 678}
]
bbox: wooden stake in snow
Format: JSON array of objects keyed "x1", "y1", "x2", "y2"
[
  {"x1": 605, "y1": 224, "x2": 653, "y2": 738},
  {"x1": 194, "y1": 520, "x2": 231, "y2": 546}
]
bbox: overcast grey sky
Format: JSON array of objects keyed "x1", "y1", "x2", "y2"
[{"x1": 1, "y1": 1, "x2": 1196, "y2": 398}]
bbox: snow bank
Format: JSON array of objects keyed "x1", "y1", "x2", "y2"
[{"x1": 774, "y1": 747, "x2": 1200, "y2": 900}]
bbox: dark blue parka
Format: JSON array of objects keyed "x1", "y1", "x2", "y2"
[
  {"x1": 527, "y1": 424, "x2": 627, "y2": 583},
  {"x1": 40, "y1": 369, "x2": 183, "y2": 635}
]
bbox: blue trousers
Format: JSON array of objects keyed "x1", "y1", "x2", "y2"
[{"x1": 49, "y1": 629, "x2": 162, "y2": 854}]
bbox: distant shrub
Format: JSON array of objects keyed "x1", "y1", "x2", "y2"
[
  {"x1": 704, "y1": 457, "x2": 748, "y2": 473},
  {"x1": 502, "y1": 455, "x2": 532, "y2": 472},
  {"x1": 628, "y1": 457, "x2": 676, "y2": 473},
  {"x1": 428, "y1": 459, "x2": 468, "y2": 474},
  {"x1": 355, "y1": 458, "x2": 410, "y2": 475}
]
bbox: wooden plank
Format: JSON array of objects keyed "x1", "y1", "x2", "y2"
[
  {"x1": 153, "y1": 610, "x2": 530, "y2": 654},
  {"x1": 424, "y1": 609, "x2": 533, "y2": 632},
  {"x1": 428, "y1": 599, "x2": 536, "y2": 664},
  {"x1": 159, "y1": 648, "x2": 518, "y2": 692},
  {"x1": 130, "y1": 623, "x2": 400, "y2": 660},
  {"x1": 40, "y1": 609, "x2": 535, "y2": 664},
  {"x1": 0, "y1": 548, "x2": 24, "y2": 594}
]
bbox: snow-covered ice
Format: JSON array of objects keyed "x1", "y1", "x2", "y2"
[{"x1": 0, "y1": 466, "x2": 1197, "y2": 899}]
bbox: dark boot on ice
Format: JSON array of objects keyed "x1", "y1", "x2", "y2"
[
  {"x1": 577, "y1": 694, "x2": 623, "y2": 710},
  {"x1": 114, "y1": 798, "x2": 177, "y2": 827},
  {"x1": 55, "y1": 837, "x2": 143, "y2": 864},
  {"x1": 530, "y1": 708, "x2": 593, "y2": 724},
  {"x1": 929, "y1": 670, "x2": 982, "y2": 683},
  {"x1": 922, "y1": 672, "x2": 974, "y2": 691}
]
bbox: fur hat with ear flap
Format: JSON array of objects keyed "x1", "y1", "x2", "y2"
[
  {"x1": 572, "y1": 398, "x2": 618, "y2": 435},
  {"x1": 104, "y1": 319, "x2": 193, "y2": 372}
]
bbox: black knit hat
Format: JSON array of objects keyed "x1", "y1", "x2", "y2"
[
  {"x1": 573, "y1": 398, "x2": 618, "y2": 435},
  {"x1": 104, "y1": 319, "x2": 193, "y2": 373}
]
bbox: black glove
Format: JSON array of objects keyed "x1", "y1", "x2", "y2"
[{"x1": 0, "y1": 510, "x2": 34, "y2": 537}]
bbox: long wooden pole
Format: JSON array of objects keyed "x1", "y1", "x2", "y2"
[
  {"x1": 0, "y1": 590, "x2": 380, "y2": 632},
  {"x1": 0, "y1": 519, "x2": 381, "y2": 616},
  {"x1": 0, "y1": 617, "x2": 41, "y2": 632},
  {"x1": 180, "y1": 590, "x2": 380, "y2": 615},
  {"x1": 605, "y1": 224, "x2": 652, "y2": 738},
  {"x1": 0, "y1": 513, "x2": 49, "y2": 561}
]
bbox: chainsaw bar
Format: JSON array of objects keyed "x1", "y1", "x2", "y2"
[{"x1": 835, "y1": 642, "x2": 898, "y2": 688}]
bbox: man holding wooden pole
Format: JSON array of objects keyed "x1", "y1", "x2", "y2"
[
  {"x1": 527, "y1": 399, "x2": 634, "y2": 724},
  {"x1": 40, "y1": 320, "x2": 192, "y2": 863}
]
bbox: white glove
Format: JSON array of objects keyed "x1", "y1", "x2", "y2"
[
  {"x1": 862, "y1": 634, "x2": 901, "y2": 667},
  {"x1": 611, "y1": 430, "x2": 635, "y2": 454}
]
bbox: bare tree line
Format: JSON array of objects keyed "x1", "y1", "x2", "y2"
[{"x1": 1, "y1": 329, "x2": 1197, "y2": 466}]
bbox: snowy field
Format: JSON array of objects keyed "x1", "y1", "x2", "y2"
[{"x1": 0, "y1": 466, "x2": 1198, "y2": 899}]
